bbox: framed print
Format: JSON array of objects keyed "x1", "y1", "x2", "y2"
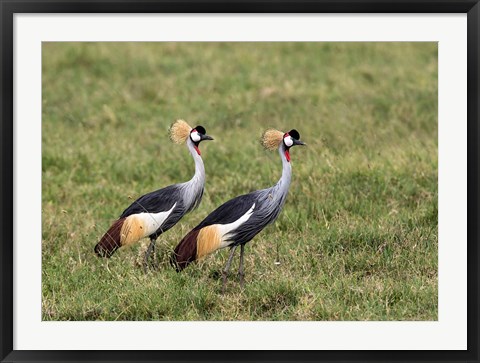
[{"x1": 1, "y1": 1, "x2": 479, "y2": 362}]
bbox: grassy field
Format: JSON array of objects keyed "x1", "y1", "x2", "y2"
[{"x1": 42, "y1": 42, "x2": 438, "y2": 321}]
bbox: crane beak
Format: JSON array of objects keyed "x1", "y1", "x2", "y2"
[
  {"x1": 201, "y1": 134, "x2": 214, "y2": 141},
  {"x1": 294, "y1": 139, "x2": 306, "y2": 146}
]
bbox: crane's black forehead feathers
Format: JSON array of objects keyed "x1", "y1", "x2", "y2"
[
  {"x1": 288, "y1": 129, "x2": 300, "y2": 140},
  {"x1": 193, "y1": 125, "x2": 206, "y2": 134}
]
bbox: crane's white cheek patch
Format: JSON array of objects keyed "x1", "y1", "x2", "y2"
[
  {"x1": 284, "y1": 136, "x2": 293, "y2": 147},
  {"x1": 190, "y1": 132, "x2": 201, "y2": 142}
]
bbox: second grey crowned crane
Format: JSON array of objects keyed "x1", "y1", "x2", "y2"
[{"x1": 171, "y1": 128, "x2": 305, "y2": 292}]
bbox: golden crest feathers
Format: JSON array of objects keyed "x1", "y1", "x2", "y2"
[
  {"x1": 169, "y1": 119, "x2": 192, "y2": 144},
  {"x1": 261, "y1": 129, "x2": 284, "y2": 151}
]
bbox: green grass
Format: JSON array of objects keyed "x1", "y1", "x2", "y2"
[{"x1": 42, "y1": 42, "x2": 438, "y2": 321}]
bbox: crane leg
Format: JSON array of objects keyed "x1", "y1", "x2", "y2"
[
  {"x1": 143, "y1": 237, "x2": 158, "y2": 273},
  {"x1": 238, "y1": 244, "x2": 245, "y2": 288},
  {"x1": 222, "y1": 245, "x2": 237, "y2": 294},
  {"x1": 152, "y1": 239, "x2": 159, "y2": 270}
]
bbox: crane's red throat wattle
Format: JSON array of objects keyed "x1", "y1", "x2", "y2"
[
  {"x1": 194, "y1": 145, "x2": 201, "y2": 155},
  {"x1": 285, "y1": 149, "x2": 290, "y2": 162}
]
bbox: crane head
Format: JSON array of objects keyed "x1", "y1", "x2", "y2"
[
  {"x1": 190, "y1": 125, "x2": 214, "y2": 155},
  {"x1": 283, "y1": 129, "x2": 306, "y2": 162},
  {"x1": 261, "y1": 128, "x2": 305, "y2": 162}
]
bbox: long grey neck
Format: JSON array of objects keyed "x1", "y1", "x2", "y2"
[
  {"x1": 186, "y1": 138, "x2": 205, "y2": 184},
  {"x1": 271, "y1": 143, "x2": 292, "y2": 204},
  {"x1": 178, "y1": 138, "x2": 206, "y2": 211}
]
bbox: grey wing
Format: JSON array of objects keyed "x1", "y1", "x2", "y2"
[
  {"x1": 120, "y1": 184, "x2": 190, "y2": 238},
  {"x1": 119, "y1": 184, "x2": 181, "y2": 218},
  {"x1": 193, "y1": 192, "x2": 259, "y2": 231},
  {"x1": 228, "y1": 188, "x2": 286, "y2": 245},
  {"x1": 192, "y1": 185, "x2": 287, "y2": 246}
]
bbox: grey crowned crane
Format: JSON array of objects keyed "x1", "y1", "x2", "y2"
[
  {"x1": 94, "y1": 120, "x2": 213, "y2": 271},
  {"x1": 171, "y1": 128, "x2": 305, "y2": 291}
]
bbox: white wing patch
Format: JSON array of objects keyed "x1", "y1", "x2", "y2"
[
  {"x1": 217, "y1": 203, "x2": 255, "y2": 248},
  {"x1": 137, "y1": 202, "x2": 177, "y2": 236}
]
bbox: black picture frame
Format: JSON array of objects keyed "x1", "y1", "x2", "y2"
[{"x1": 1, "y1": 1, "x2": 479, "y2": 362}]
